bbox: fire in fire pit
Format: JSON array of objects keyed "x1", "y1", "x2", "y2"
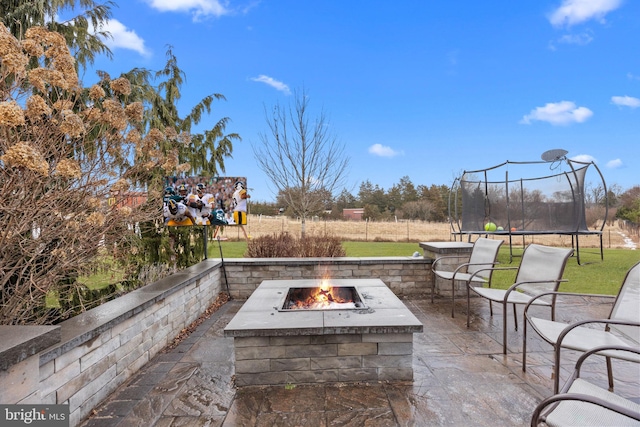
[{"x1": 279, "y1": 283, "x2": 367, "y2": 311}]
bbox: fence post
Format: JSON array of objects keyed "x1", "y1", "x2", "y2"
[{"x1": 365, "y1": 218, "x2": 368, "y2": 241}]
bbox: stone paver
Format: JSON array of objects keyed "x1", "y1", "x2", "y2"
[{"x1": 79, "y1": 295, "x2": 638, "y2": 426}]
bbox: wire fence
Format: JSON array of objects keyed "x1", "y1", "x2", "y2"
[{"x1": 219, "y1": 215, "x2": 638, "y2": 249}]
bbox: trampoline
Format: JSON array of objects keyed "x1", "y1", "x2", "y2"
[{"x1": 449, "y1": 151, "x2": 608, "y2": 265}]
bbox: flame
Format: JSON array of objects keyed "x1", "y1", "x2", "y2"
[{"x1": 287, "y1": 282, "x2": 355, "y2": 310}]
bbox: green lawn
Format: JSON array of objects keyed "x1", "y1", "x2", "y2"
[
  {"x1": 490, "y1": 248, "x2": 637, "y2": 296},
  {"x1": 209, "y1": 240, "x2": 638, "y2": 295}
]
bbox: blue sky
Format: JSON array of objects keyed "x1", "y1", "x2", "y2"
[{"x1": 83, "y1": 0, "x2": 639, "y2": 202}]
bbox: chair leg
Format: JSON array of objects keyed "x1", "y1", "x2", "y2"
[
  {"x1": 451, "y1": 280, "x2": 455, "y2": 318},
  {"x1": 522, "y1": 318, "x2": 528, "y2": 372},
  {"x1": 430, "y1": 270, "x2": 435, "y2": 304},
  {"x1": 512, "y1": 303, "x2": 518, "y2": 331},
  {"x1": 554, "y1": 344, "x2": 562, "y2": 394},
  {"x1": 502, "y1": 304, "x2": 508, "y2": 354},
  {"x1": 606, "y1": 356, "x2": 614, "y2": 392},
  {"x1": 466, "y1": 287, "x2": 471, "y2": 328}
]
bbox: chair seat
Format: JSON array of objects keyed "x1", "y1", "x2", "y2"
[
  {"x1": 471, "y1": 287, "x2": 552, "y2": 305},
  {"x1": 544, "y1": 378, "x2": 640, "y2": 427},
  {"x1": 434, "y1": 271, "x2": 487, "y2": 283},
  {"x1": 529, "y1": 317, "x2": 640, "y2": 362}
]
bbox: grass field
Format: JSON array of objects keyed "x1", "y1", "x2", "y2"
[
  {"x1": 223, "y1": 215, "x2": 637, "y2": 249},
  {"x1": 209, "y1": 239, "x2": 638, "y2": 296}
]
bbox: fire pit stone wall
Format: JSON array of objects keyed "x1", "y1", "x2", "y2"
[
  {"x1": 224, "y1": 278, "x2": 423, "y2": 386},
  {"x1": 221, "y1": 257, "x2": 431, "y2": 300}
]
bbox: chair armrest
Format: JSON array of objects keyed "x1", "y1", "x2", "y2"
[
  {"x1": 450, "y1": 261, "x2": 501, "y2": 279},
  {"x1": 532, "y1": 345, "x2": 640, "y2": 426},
  {"x1": 573, "y1": 345, "x2": 640, "y2": 373},
  {"x1": 432, "y1": 255, "x2": 469, "y2": 272},
  {"x1": 555, "y1": 319, "x2": 640, "y2": 351},
  {"x1": 503, "y1": 279, "x2": 568, "y2": 303},
  {"x1": 467, "y1": 266, "x2": 518, "y2": 285},
  {"x1": 524, "y1": 291, "x2": 615, "y2": 318},
  {"x1": 531, "y1": 393, "x2": 640, "y2": 426}
]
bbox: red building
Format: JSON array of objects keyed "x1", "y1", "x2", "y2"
[{"x1": 342, "y1": 208, "x2": 364, "y2": 221}]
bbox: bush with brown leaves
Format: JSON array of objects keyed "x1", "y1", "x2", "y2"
[{"x1": 245, "y1": 232, "x2": 346, "y2": 258}]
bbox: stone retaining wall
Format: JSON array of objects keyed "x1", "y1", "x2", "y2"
[
  {"x1": 1, "y1": 260, "x2": 224, "y2": 426},
  {"x1": 234, "y1": 333, "x2": 414, "y2": 386},
  {"x1": 222, "y1": 256, "x2": 431, "y2": 300},
  {"x1": 0, "y1": 255, "x2": 433, "y2": 426}
]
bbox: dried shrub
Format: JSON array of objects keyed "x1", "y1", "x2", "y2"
[
  {"x1": 245, "y1": 232, "x2": 345, "y2": 258},
  {"x1": 298, "y1": 235, "x2": 346, "y2": 257},
  {"x1": 585, "y1": 205, "x2": 607, "y2": 228},
  {"x1": 0, "y1": 24, "x2": 188, "y2": 325}
]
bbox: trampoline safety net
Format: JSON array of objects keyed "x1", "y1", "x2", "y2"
[{"x1": 449, "y1": 159, "x2": 608, "y2": 264}]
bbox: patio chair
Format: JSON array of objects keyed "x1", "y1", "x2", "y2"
[
  {"x1": 431, "y1": 237, "x2": 503, "y2": 318},
  {"x1": 530, "y1": 345, "x2": 640, "y2": 427},
  {"x1": 523, "y1": 261, "x2": 640, "y2": 393},
  {"x1": 465, "y1": 243, "x2": 574, "y2": 354}
]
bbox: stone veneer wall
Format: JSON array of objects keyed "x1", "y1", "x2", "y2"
[
  {"x1": 223, "y1": 256, "x2": 431, "y2": 300},
  {"x1": 0, "y1": 255, "x2": 432, "y2": 427},
  {"x1": 234, "y1": 333, "x2": 414, "y2": 386},
  {"x1": 0, "y1": 260, "x2": 224, "y2": 427}
]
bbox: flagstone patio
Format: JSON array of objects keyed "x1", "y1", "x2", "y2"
[{"x1": 79, "y1": 294, "x2": 639, "y2": 426}]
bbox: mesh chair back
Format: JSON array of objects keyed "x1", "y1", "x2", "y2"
[
  {"x1": 515, "y1": 244, "x2": 573, "y2": 296},
  {"x1": 467, "y1": 238, "x2": 503, "y2": 277},
  {"x1": 609, "y1": 262, "x2": 640, "y2": 343}
]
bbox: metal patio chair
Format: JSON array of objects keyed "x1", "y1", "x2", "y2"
[
  {"x1": 523, "y1": 261, "x2": 640, "y2": 393},
  {"x1": 466, "y1": 243, "x2": 574, "y2": 354},
  {"x1": 530, "y1": 345, "x2": 640, "y2": 427},
  {"x1": 431, "y1": 237, "x2": 503, "y2": 318}
]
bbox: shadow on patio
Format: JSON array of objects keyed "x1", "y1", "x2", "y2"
[{"x1": 80, "y1": 295, "x2": 639, "y2": 426}]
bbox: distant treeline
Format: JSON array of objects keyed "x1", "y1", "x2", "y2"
[{"x1": 250, "y1": 177, "x2": 640, "y2": 225}]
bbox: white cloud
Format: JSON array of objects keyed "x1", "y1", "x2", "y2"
[
  {"x1": 557, "y1": 31, "x2": 594, "y2": 45},
  {"x1": 549, "y1": 0, "x2": 622, "y2": 27},
  {"x1": 250, "y1": 75, "x2": 291, "y2": 95},
  {"x1": 520, "y1": 101, "x2": 593, "y2": 125},
  {"x1": 571, "y1": 154, "x2": 597, "y2": 163},
  {"x1": 368, "y1": 144, "x2": 403, "y2": 158},
  {"x1": 606, "y1": 158, "x2": 623, "y2": 168},
  {"x1": 611, "y1": 95, "x2": 640, "y2": 108},
  {"x1": 96, "y1": 19, "x2": 149, "y2": 56},
  {"x1": 145, "y1": 0, "x2": 229, "y2": 20}
]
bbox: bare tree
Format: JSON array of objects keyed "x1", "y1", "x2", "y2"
[{"x1": 253, "y1": 88, "x2": 349, "y2": 237}]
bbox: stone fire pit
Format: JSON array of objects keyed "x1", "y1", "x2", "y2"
[{"x1": 223, "y1": 278, "x2": 423, "y2": 386}]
